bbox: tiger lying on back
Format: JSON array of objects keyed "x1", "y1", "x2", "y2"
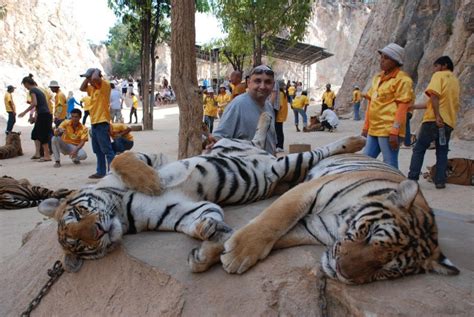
[
  {"x1": 192, "y1": 154, "x2": 459, "y2": 284},
  {"x1": 38, "y1": 113, "x2": 366, "y2": 272}
]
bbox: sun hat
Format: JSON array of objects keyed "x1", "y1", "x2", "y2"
[
  {"x1": 207, "y1": 87, "x2": 214, "y2": 93},
  {"x1": 378, "y1": 43, "x2": 404, "y2": 65},
  {"x1": 354, "y1": 85, "x2": 360, "y2": 89},
  {"x1": 48, "y1": 80, "x2": 60, "y2": 88}
]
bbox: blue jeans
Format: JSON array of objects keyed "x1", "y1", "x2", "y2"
[
  {"x1": 408, "y1": 122, "x2": 452, "y2": 184},
  {"x1": 353, "y1": 102, "x2": 361, "y2": 121},
  {"x1": 204, "y1": 115, "x2": 215, "y2": 133},
  {"x1": 6, "y1": 112, "x2": 16, "y2": 133},
  {"x1": 91, "y1": 122, "x2": 115, "y2": 176},
  {"x1": 293, "y1": 108, "x2": 307, "y2": 127},
  {"x1": 112, "y1": 137, "x2": 134, "y2": 153},
  {"x1": 364, "y1": 135, "x2": 400, "y2": 169},
  {"x1": 404, "y1": 112, "x2": 413, "y2": 146}
]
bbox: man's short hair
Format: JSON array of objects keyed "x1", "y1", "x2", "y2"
[
  {"x1": 71, "y1": 108, "x2": 82, "y2": 117},
  {"x1": 111, "y1": 83, "x2": 116, "y2": 89},
  {"x1": 434, "y1": 56, "x2": 454, "y2": 71},
  {"x1": 249, "y1": 65, "x2": 274, "y2": 78},
  {"x1": 302, "y1": 91, "x2": 308, "y2": 96}
]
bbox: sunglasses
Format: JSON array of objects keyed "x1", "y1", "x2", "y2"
[{"x1": 250, "y1": 65, "x2": 274, "y2": 77}]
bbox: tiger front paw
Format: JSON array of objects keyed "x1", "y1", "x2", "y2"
[
  {"x1": 188, "y1": 241, "x2": 224, "y2": 273},
  {"x1": 332, "y1": 135, "x2": 366, "y2": 154},
  {"x1": 221, "y1": 224, "x2": 276, "y2": 274}
]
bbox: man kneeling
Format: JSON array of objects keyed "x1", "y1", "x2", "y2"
[
  {"x1": 110, "y1": 122, "x2": 134, "y2": 153},
  {"x1": 52, "y1": 108, "x2": 88, "y2": 167}
]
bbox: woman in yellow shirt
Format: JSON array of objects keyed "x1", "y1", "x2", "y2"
[
  {"x1": 203, "y1": 87, "x2": 218, "y2": 133},
  {"x1": 216, "y1": 85, "x2": 231, "y2": 118},
  {"x1": 362, "y1": 43, "x2": 413, "y2": 169},
  {"x1": 291, "y1": 91, "x2": 309, "y2": 132}
]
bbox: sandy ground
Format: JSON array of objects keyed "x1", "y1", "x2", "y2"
[{"x1": 1, "y1": 104, "x2": 473, "y2": 262}]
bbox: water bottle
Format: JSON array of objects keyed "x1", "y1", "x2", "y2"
[{"x1": 438, "y1": 127, "x2": 446, "y2": 146}]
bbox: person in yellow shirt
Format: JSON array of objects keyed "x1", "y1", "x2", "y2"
[
  {"x1": 229, "y1": 71, "x2": 246, "y2": 99},
  {"x1": 51, "y1": 109, "x2": 88, "y2": 167},
  {"x1": 275, "y1": 80, "x2": 288, "y2": 152},
  {"x1": 216, "y1": 85, "x2": 231, "y2": 118},
  {"x1": 351, "y1": 85, "x2": 362, "y2": 121},
  {"x1": 110, "y1": 122, "x2": 134, "y2": 153},
  {"x1": 408, "y1": 56, "x2": 460, "y2": 188},
  {"x1": 129, "y1": 92, "x2": 139, "y2": 124},
  {"x1": 362, "y1": 43, "x2": 413, "y2": 169},
  {"x1": 79, "y1": 68, "x2": 114, "y2": 179},
  {"x1": 203, "y1": 87, "x2": 218, "y2": 133},
  {"x1": 287, "y1": 83, "x2": 296, "y2": 104},
  {"x1": 321, "y1": 83, "x2": 336, "y2": 114},
  {"x1": 291, "y1": 91, "x2": 309, "y2": 132},
  {"x1": 4, "y1": 85, "x2": 16, "y2": 133},
  {"x1": 80, "y1": 94, "x2": 91, "y2": 125},
  {"x1": 49, "y1": 80, "x2": 67, "y2": 127}
]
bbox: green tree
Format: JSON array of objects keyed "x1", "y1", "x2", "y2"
[
  {"x1": 213, "y1": 0, "x2": 314, "y2": 66},
  {"x1": 108, "y1": 0, "x2": 171, "y2": 130},
  {"x1": 105, "y1": 22, "x2": 141, "y2": 78}
]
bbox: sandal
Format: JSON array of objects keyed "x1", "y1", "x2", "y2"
[
  {"x1": 30, "y1": 155, "x2": 41, "y2": 160},
  {"x1": 38, "y1": 158, "x2": 52, "y2": 162}
]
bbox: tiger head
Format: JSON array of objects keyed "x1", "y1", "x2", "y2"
[
  {"x1": 322, "y1": 180, "x2": 459, "y2": 284},
  {"x1": 38, "y1": 190, "x2": 124, "y2": 272}
]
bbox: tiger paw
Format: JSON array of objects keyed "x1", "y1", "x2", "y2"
[
  {"x1": 188, "y1": 241, "x2": 224, "y2": 273},
  {"x1": 196, "y1": 217, "x2": 232, "y2": 242},
  {"x1": 331, "y1": 135, "x2": 366, "y2": 154},
  {"x1": 221, "y1": 224, "x2": 275, "y2": 274}
]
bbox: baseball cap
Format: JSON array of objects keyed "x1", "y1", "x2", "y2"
[{"x1": 80, "y1": 68, "x2": 100, "y2": 78}]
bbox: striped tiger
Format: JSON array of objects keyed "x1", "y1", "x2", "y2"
[
  {"x1": 38, "y1": 113, "x2": 366, "y2": 272},
  {"x1": 0, "y1": 132, "x2": 23, "y2": 159},
  {"x1": 199, "y1": 154, "x2": 460, "y2": 284},
  {"x1": 0, "y1": 176, "x2": 72, "y2": 209}
]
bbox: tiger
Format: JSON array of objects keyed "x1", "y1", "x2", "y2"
[
  {"x1": 0, "y1": 132, "x2": 23, "y2": 159},
  {"x1": 37, "y1": 113, "x2": 366, "y2": 272},
  {"x1": 0, "y1": 175, "x2": 72, "y2": 209},
  {"x1": 189, "y1": 154, "x2": 460, "y2": 284}
]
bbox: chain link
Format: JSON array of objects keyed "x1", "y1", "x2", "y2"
[
  {"x1": 21, "y1": 260, "x2": 64, "y2": 317},
  {"x1": 317, "y1": 267, "x2": 328, "y2": 317}
]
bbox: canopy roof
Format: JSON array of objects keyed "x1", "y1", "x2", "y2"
[{"x1": 195, "y1": 36, "x2": 333, "y2": 66}]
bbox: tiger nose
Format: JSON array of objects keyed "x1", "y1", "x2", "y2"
[{"x1": 95, "y1": 223, "x2": 106, "y2": 239}]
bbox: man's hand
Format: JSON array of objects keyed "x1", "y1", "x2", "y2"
[
  {"x1": 435, "y1": 115, "x2": 444, "y2": 128},
  {"x1": 389, "y1": 134, "x2": 399, "y2": 150},
  {"x1": 361, "y1": 129, "x2": 368, "y2": 137},
  {"x1": 205, "y1": 135, "x2": 218, "y2": 152},
  {"x1": 18, "y1": 111, "x2": 26, "y2": 118},
  {"x1": 70, "y1": 148, "x2": 78, "y2": 159}
]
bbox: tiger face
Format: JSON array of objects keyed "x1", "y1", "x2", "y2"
[
  {"x1": 322, "y1": 180, "x2": 460, "y2": 284},
  {"x1": 39, "y1": 192, "x2": 124, "y2": 272}
]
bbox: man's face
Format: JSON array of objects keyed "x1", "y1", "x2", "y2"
[
  {"x1": 70, "y1": 113, "x2": 81, "y2": 124},
  {"x1": 230, "y1": 73, "x2": 241, "y2": 85},
  {"x1": 247, "y1": 73, "x2": 274, "y2": 102},
  {"x1": 433, "y1": 64, "x2": 444, "y2": 73},
  {"x1": 51, "y1": 87, "x2": 59, "y2": 93},
  {"x1": 380, "y1": 53, "x2": 398, "y2": 72}
]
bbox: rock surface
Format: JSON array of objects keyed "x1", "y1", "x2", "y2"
[
  {"x1": 1, "y1": 198, "x2": 473, "y2": 316},
  {"x1": 337, "y1": 0, "x2": 474, "y2": 139}
]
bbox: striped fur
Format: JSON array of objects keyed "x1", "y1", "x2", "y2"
[
  {"x1": 0, "y1": 132, "x2": 23, "y2": 159},
  {"x1": 38, "y1": 113, "x2": 366, "y2": 272},
  {"x1": 205, "y1": 154, "x2": 459, "y2": 284}
]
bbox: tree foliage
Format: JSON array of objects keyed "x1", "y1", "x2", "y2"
[
  {"x1": 212, "y1": 0, "x2": 314, "y2": 66},
  {"x1": 105, "y1": 22, "x2": 141, "y2": 78}
]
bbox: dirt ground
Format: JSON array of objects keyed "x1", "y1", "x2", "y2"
[{"x1": 1, "y1": 104, "x2": 473, "y2": 262}]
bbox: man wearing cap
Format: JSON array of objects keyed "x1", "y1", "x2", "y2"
[
  {"x1": 49, "y1": 80, "x2": 67, "y2": 127},
  {"x1": 351, "y1": 85, "x2": 362, "y2": 121},
  {"x1": 321, "y1": 84, "x2": 336, "y2": 114},
  {"x1": 210, "y1": 65, "x2": 277, "y2": 154},
  {"x1": 362, "y1": 43, "x2": 414, "y2": 169},
  {"x1": 80, "y1": 68, "x2": 115, "y2": 179},
  {"x1": 203, "y1": 87, "x2": 218, "y2": 133},
  {"x1": 4, "y1": 85, "x2": 16, "y2": 133}
]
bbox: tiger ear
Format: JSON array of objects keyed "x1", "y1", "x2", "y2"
[
  {"x1": 63, "y1": 253, "x2": 84, "y2": 273},
  {"x1": 389, "y1": 180, "x2": 418, "y2": 209},
  {"x1": 38, "y1": 198, "x2": 60, "y2": 218}
]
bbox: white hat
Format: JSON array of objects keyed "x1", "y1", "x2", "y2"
[
  {"x1": 48, "y1": 80, "x2": 60, "y2": 88},
  {"x1": 207, "y1": 87, "x2": 214, "y2": 93},
  {"x1": 378, "y1": 43, "x2": 404, "y2": 65}
]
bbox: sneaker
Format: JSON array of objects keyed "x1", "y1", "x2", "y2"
[
  {"x1": 88, "y1": 173, "x2": 105, "y2": 179},
  {"x1": 276, "y1": 147, "x2": 284, "y2": 153},
  {"x1": 435, "y1": 183, "x2": 446, "y2": 189},
  {"x1": 54, "y1": 161, "x2": 61, "y2": 168}
]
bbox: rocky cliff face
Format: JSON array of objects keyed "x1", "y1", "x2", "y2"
[
  {"x1": 337, "y1": 0, "x2": 474, "y2": 139},
  {"x1": 0, "y1": 0, "x2": 104, "y2": 102},
  {"x1": 90, "y1": 44, "x2": 113, "y2": 75}
]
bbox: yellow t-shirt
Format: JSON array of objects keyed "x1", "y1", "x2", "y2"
[
  {"x1": 132, "y1": 95, "x2": 139, "y2": 109},
  {"x1": 230, "y1": 83, "x2": 246, "y2": 99},
  {"x1": 58, "y1": 119, "x2": 88, "y2": 146},
  {"x1": 322, "y1": 91, "x2": 336, "y2": 107},
  {"x1": 54, "y1": 90, "x2": 67, "y2": 120},
  {"x1": 422, "y1": 70, "x2": 460, "y2": 128},
  {"x1": 216, "y1": 93, "x2": 231, "y2": 110},
  {"x1": 276, "y1": 91, "x2": 288, "y2": 123},
  {"x1": 365, "y1": 70, "x2": 413, "y2": 137},
  {"x1": 87, "y1": 80, "x2": 111, "y2": 124},
  {"x1": 352, "y1": 90, "x2": 362, "y2": 103},
  {"x1": 81, "y1": 96, "x2": 91, "y2": 111},
  {"x1": 203, "y1": 95, "x2": 218, "y2": 117},
  {"x1": 110, "y1": 123, "x2": 133, "y2": 141},
  {"x1": 292, "y1": 95, "x2": 309, "y2": 109},
  {"x1": 288, "y1": 86, "x2": 296, "y2": 96},
  {"x1": 4, "y1": 92, "x2": 14, "y2": 112}
]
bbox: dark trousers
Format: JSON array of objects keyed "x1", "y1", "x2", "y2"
[
  {"x1": 112, "y1": 137, "x2": 134, "y2": 153},
  {"x1": 129, "y1": 108, "x2": 138, "y2": 123},
  {"x1": 204, "y1": 116, "x2": 215, "y2": 133},
  {"x1": 82, "y1": 110, "x2": 89, "y2": 125},
  {"x1": 275, "y1": 122, "x2": 284, "y2": 149},
  {"x1": 408, "y1": 122, "x2": 452, "y2": 185},
  {"x1": 321, "y1": 103, "x2": 328, "y2": 115},
  {"x1": 6, "y1": 112, "x2": 16, "y2": 133},
  {"x1": 321, "y1": 120, "x2": 334, "y2": 130},
  {"x1": 404, "y1": 112, "x2": 413, "y2": 146}
]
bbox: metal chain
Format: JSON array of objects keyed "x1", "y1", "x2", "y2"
[
  {"x1": 317, "y1": 267, "x2": 328, "y2": 317},
  {"x1": 20, "y1": 260, "x2": 64, "y2": 317}
]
